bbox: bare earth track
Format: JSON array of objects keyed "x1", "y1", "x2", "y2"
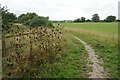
[{"x1": 74, "y1": 36, "x2": 108, "y2": 78}]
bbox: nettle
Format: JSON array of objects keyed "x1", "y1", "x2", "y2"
[{"x1": 2, "y1": 24, "x2": 63, "y2": 78}]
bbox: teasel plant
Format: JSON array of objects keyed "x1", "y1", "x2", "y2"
[{"x1": 2, "y1": 24, "x2": 64, "y2": 78}]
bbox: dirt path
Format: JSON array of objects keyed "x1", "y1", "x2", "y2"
[{"x1": 74, "y1": 36, "x2": 107, "y2": 78}]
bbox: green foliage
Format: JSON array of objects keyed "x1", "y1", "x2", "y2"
[
  {"x1": 92, "y1": 14, "x2": 100, "y2": 22},
  {"x1": 17, "y1": 13, "x2": 53, "y2": 27},
  {"x1": 81, "y1": 17, "x2": 86, "y2": 22},
  {"x1": 29, "y1": 16, "x2": 48, "y2": 27},
  {"x1": 74, "y1": 18, "x2": 81, "y2": 22},
  {"x1": 47, "y1": 21, "x2": 53, "y2": 27},
  {"x1": 105, "y1": 15, "x2": 116, "y2": 22},
  {"x1": 0, "y1": 6, "x2": 17, "y2": 28},
  {"x1": 17, "y1": 12, "x2": 38, "y2": 24},
  {"x1": 74, "y1": 17, "x2": 86, "y2": 22},
  {"x1": 86, "y1": 19, "x2": 91, "y2": 22}
]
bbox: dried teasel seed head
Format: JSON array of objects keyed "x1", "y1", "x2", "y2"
[
  {"x1": 29, "y1": 36, "x2": 31, "y2": 38},
  {"x1": 53, "y1": 26, "x2": 55, "y2": 28},
  {"x1": 59, "y1": 32, "x2": 62, "y2": 34},
  {"x1": 52, "y1": 29, "x2": 54, "y2": 32},
  {"x1": 47, "y1": 35, "x2": 49, "y2": 37},
  {"x1": 36, "y1": 27, "x2": 38, "y2": 29},
  {"x1": 11, "y1": 29, "x2": 13, "y2": 32},
  {"x1": 30, "y1": 41, "x2": 32, "y2": 44},
  {"x1": 11, "y1": 23, "x2": 13, "y2": 25},
  {"x1": 16, "y1": 38, "x2": 19, "y2": 41}
]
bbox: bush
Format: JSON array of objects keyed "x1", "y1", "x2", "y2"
[
  {"x1": 47, "y1": 21, "x2": 53, "y2": 28},
  {"x1": 29, "y1": 16, "x2": 52, "y2": 27}
]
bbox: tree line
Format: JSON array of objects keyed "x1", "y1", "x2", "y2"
[
  {"x1": 74, "y1": 14, "x2": 119, "y2": 22},
  {"x1": 0, "y1": 6, "x2": 53, "y2": 30},
  {"x1": 0, "y1": 6, "x2": 119, "y2": 28}
]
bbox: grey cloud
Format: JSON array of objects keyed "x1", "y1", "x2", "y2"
[{"x1": 0, "y1": 0, "x2": 119, "y2": 20}]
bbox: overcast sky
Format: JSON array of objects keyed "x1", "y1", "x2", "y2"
[{"x1": 0, "y1": 0, "x2": 119, "y2": 20}]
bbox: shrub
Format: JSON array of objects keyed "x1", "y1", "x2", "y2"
[
  {"x1": 29, "y1": 16, "x2": 48, "y2": 27},
  {"x1": 47, "y1": 21, "x2": 53, "y2": 28}
]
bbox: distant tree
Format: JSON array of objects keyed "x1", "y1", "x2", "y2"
[
  {"x1": 105, "y1": 15, "x2": 116, "y2": 22},
  {"x1": 116, "y1": 19, "x2": 120, "y2": 22},
  {"x1": 81, "y1": 17, "x2": 86, "y2": 22},
  {"x1": 92, "y1": 14, "x2": 100, "y2": 22},
  {"x1": 0, "y1": 6, "x2": 17, "y2": 29},
  {"x1": 74, "y1": 18, "x2": 81, "y2": 22},
  {"x1": 86, "y1": 19, "x2": 90, "y2": 22}
]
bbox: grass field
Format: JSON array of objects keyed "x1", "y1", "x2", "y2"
[
  {"x1": 2, "y1": 24, "x2": 92, "y2": 78},
  {"x1": 58, "y1": 22, "x2": 118, "y2": 78},
  {"x1": 2, "y1": 22, "x2": 119, "y2": 78},
  {"x1": 39, "y1": 34, "x2": 91, "y2": 78},
  {"x1": 62, "y1": 22, "x2": 118, "y2": 35}
]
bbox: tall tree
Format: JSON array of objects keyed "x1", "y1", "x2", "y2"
[
  {"x1": 0, "y1": 6, "x2": 17, "y2": 29},
  {"x1": 17, "y1": 12, "x2": 38, "y2": 24},
  {"x1": 81, "y1": 17, "x2": 86, "y2": 22},
  {"x1": 105, "y1": 15, "x2": 116, "y2": 22},
  {"x1": 74, "y1": 18, "x2": 81, "y2": 22},
  {"x1": 86, "y1": 19, "x2": 90, "y2": 22},
  {"x1": 92, "y1": 14, "x2": 100, "y2": 22},
  {"x1": 1, "y1": 6, "x2": 17, "y2": 25}
]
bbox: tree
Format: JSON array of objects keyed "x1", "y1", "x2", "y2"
[
  {"x1": 0, "y1": 6, "x2": 17, "y2": 29},
  {"x1": 74, "y1": 18, "x2": 81, "y2": 22},
  {"x1": 105, "y1": 15, "x2": 116, "y2": 22},
  {"x1": 17, "y1": 12, "x2": 38, "y2": 24},
  {"x1": 92, "y1": 14, "x2": 100, "y2": 22},
  {"x1": 1, "y1": 6, "x2": 17, "y2": 25},
  {"x1": 116, "y1": 19, "x2": 120, "y2": 22},
  {"x1": 81, "y1": 17, "x2": 86, "y2": 22},
  {"x1": 29, "y1": 16, "x2": 49, "y2": 27},
  {"x1": 86, "y1": 19, "x2": 90, "y2": 22}
]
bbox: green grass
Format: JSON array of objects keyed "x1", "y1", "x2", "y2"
[
  {"x1": 3, "y1": 24, "x2": 92, "y2": 78},
  {"x1": 58, "y1": 22, "x2": 119, "y2": 78},
  {"x1": 60, "y1": 22, "x2": 118, "y2": 35},
  {"x1": 39, "y1": 34, "x2": 91, "y2": 78}
]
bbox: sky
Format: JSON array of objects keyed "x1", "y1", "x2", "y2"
[{"x1": 0, "y1": 0, "x2": 119, "y2": 20}]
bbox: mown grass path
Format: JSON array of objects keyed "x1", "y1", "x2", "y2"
[{"x1": 74, "y1": 36, "x2": 108, "y2": 78}]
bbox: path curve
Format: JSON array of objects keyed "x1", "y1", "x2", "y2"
[{"x1": 74, "y1": 36, "x2": 107, "y2": 78}]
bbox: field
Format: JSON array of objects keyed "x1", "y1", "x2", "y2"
[
  {"x1": 2, "y1": 22, "x2": 119, "y2": 78},
  {"x1": 59, "y1": 22, "x2": 118, "y2": 77}
]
